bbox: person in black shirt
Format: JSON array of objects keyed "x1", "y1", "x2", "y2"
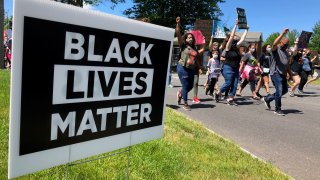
[
  {"x1": 217, "y1": 19, "x2": 248, "y2": 105},
  {"x1": 255, "y1": 44, "x2": 271, "y2": 97},
  {"x1": 288, "y1": 39, "x2": 303, "y2": 97}
]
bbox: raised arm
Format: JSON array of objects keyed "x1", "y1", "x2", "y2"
[
  {"x1": 175, "y1": 17, "x2": 183, "y2": 47},
  {"x1": 237, "y1": 25, "x2": 249, "y2": 47},
  {"x1": 272, "y1": 28, "x2": 289, "y2": 51},
  {"x1": 292, "y1": 38, "x2": 299, "y2": 56},
  {"x1": 225, "y1": 20, "x2": 238, "y2": 51},
  {"x1": 255, "y1": 41, "x2": 262, "y2": 60},
  {"x1": 209, "y1": 35, "x2": 214, "y2": 51},
  {"x1": 310, "y1": 54, "x2": 318, "y2": 63},
  {"x1": 219, "y1": 36, "x2": 228, "y2": 51},
  {"x1": 198, "y1": 44, "x2": 205, "y2": 55}
]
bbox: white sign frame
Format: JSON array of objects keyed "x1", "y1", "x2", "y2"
[{"x1": 9, "y1": 0, "x2": 173, "y2": 178}]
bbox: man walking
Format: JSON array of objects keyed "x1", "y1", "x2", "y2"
[{"x1": 263, "y1": 28, "x2": 290, "y2": 116}]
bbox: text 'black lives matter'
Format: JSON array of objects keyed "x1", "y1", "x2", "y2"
[{"x1": 19, "y1": 16, "x2": 171, "y2": 155}]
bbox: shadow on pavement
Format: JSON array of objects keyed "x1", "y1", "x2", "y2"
[
  {"x1": 190, "y1": 104, "x2": 215, "y2": 109},
  {"x1": 166, "y1": 104, "x2": 180, "y2": 110},
  {"x1": 296, "y1": 94, "x2": 320, "y2": 98},
  {"x1": 172, "y1": 85, "x2": 182, "y2": 88},
  {"x1": 283, "y1": 109, "x2": 303, "y2": 115},
  {"x1": 235, "y1": 96, "x2": 261, "y2": 105},
  {"x1": 199, "y1": 98, "x2": 215, "y2": 102},
  {"x1": 302, "y1": 92, "x2": 316, "y2": 94}
]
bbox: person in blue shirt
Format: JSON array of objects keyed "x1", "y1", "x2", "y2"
[{"x1": 297, "y1": 48, "x2": 315, "y2": 93}]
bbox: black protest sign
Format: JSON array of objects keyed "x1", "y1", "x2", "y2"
[
  {"x1": 298, "y1": 31, "x2": 313, "y2": 49},
  {"x1": 236, "y1": 8, "x2": 247, "y2": 29},
  {"x1": 19, "y1": 16, "x2": 171, "y2": 155}
]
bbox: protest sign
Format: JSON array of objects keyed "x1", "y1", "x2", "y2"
[
  {"x1": 236, "y1": 8, "x2": 247, "y2": 29},
  {"x1": 212, "y1": 20, "x2": 226, "y2": 39},
  {"x1": 8, "y1": 0, "x2": 174, "y2": 178},
  {"x1": 190, "y1": 30, "x2": 205, "y2": 45},
  {"x1": 298, "y1": 31, "x2": 313, "y2": 49}
]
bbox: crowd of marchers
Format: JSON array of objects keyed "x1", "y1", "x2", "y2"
[{"x1": 173, "y1": 17, "x2": 319, "y2": 116}]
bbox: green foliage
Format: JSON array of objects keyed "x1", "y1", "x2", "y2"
[
  {"x1": 4, "y1": 14, "x2": 12, "y2": 30},
  {"x1": 53, "y1": 0, "x2": 125, "y2": 7},
  {"x1": 84, "y1": 0, "x2": 125, "y2": 6},
  {"x1": 309, "y1": 21, "x2": 320, "y2": 53},
  {"x1": 0, "y1": 70, "x2": 10, "y2": 177},
  {"x1": 264, "y1": 32, "x2": 280, "y2": 46},
  {"x1": 264, "y1": 30, "x2": 300, "y2": 47},
  {"x1": 124, "y1": 0, "x2": 225, "y2": 29},
  {"x1": 288, "y1": 29, "x2": 300, "y2": 46},
  {"x1": 0, "y1": 0, "x2": 4, "y2": 69}
]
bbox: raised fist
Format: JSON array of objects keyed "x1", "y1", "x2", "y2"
[{"x1": 176, "y1": 17, "x2": 180, "y2": 24}]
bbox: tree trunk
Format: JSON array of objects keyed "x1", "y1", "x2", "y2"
[{"x1": 0, "y1": 0, "x2": 5, "y2": 69}]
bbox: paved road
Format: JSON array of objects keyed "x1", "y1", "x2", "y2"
[{"x1": 165, "y1": 74, "x2": 320, "y2": 180}]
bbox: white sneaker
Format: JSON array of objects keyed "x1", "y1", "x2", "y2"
[{"x1": 289, "y1": 91, "x2": 295, "y2": 97}]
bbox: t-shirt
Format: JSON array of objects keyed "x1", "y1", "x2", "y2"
[
  {"x1": 207, "y1": 57, "x2": 221, "y2": 78},
  {"x1": 221, "y1": 49, "x2": 226, "y2": 58},
  {"x1": 259, "y1": 53, "x2": 270, "y2": 68},
  {"x1": 270, "y1": 46, "x2": 289, "y2": 75},
  {"x1": 242, "y1": 53, "x2": 259, "y2": 67},
  {"x1": 302, "y1": 57, "x2": 311, "y2": 72},
  {"x1": 224, "y1": 48, "x2": 241, "y2": 68},
  {"x1": 291, "y1": 53, "x2": 303, "y2": 73},
  {"x1": 178, "y1": 44, "x2": 198, "y2": 69}
]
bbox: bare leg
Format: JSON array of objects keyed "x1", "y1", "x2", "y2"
[
  {"x1": 291, "y1": 75, "x2": 301, "y2": 92},
  {"x1": 263, "y1": 75, "x2": 270, "y2": 94},
  {"x1": 306, "y1": 76, "x2": 319, "y2": 85}
]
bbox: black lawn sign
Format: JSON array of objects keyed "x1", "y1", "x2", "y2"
[
  {"x1": 236, "y1": 8, "x2": 247, "y2": 29},
  {"x1": 298, "y1": 31, "x2": 313, "y2": 49},
  {"x1": 8, "y1": 0, "x2": 174, "y2": 178}
]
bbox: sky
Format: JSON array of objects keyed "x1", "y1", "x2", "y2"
[{"x1": 4, "y1": 0, "x2": 320, "y2": 41}]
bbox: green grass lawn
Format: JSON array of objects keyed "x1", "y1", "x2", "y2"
[
  {"x1": 0, "y1": 69, "x2": 290, "y2": 179},
  {"x1": 310, "y1": 77, "x2": 320, "y2": 85}
]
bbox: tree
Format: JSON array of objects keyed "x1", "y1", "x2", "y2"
[
  {"x1": 124, "y1": 0, "x2": 225, "y2": 30},
  {"x1": 264, "y1": 30, "x2": 300, "y2": 47},
  {"x1": 309, "y1": 21, "x2": 320, "y2": 53},
  {"x1": 288, "y1": 29, "x2": 300, "y2": 46},
  {"x1": 4, "y1": 13, "x2": 12, "y2": 30},
  {"x1": 54, "y1": 0, "x2": 125, "y2": 8},
  {"x1": 263, "y1": 32, "x2": 280, "y2": 46},
  {"x1": 0, "y1": 0, "x2": 4, "y2": 69}
]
